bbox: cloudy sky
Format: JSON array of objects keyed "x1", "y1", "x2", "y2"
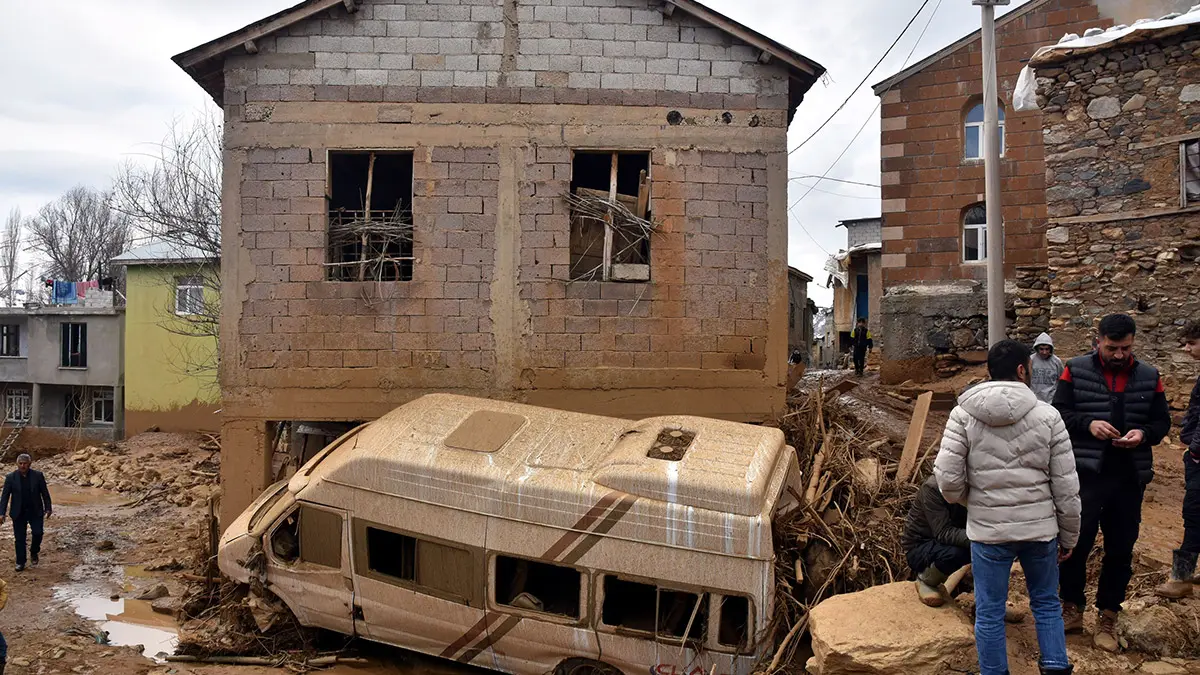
[{"x1": 0, "y1": 0, "x2": 1047, "y2": 304}]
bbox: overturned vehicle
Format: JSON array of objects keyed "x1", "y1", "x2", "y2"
[{"x1": 219, "y1": 394, "x2": 801, "y2": 675}]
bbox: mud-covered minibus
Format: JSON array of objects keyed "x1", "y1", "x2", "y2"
[{"x1": 219, "y1": 394, "x2": 802, "y2": 675}]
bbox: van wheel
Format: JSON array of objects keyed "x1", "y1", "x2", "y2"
[{"x1": 554, "y1": 657, "x2": 622, "y2": 675}]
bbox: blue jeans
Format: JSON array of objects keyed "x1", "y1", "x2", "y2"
[
  {"x1": 0, "y1": 628, "x2": 7, "y2": 663},
  {"x1": 972, "y1": 539, "x2": 1070, "y2": 674}
]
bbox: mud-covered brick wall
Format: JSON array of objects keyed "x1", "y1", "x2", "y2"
[{"x1": 1039, "y1": 25, "x2": 1200, "y2": 408}]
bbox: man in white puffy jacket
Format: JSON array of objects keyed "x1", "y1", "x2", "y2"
[{"x1": 935, "y1": 339, "x2": 1081, "y2": 675}]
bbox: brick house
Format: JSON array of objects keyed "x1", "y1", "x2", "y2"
[
  {"x1": 869, "y1": 0, "x2": 1193, "y2": 382},
  {"x1": 173, "y1": 0, "x2": 825, "y2": 521},
  {"x1": 1034, "y1": 11, "x2": 1200, "y2": 404}
]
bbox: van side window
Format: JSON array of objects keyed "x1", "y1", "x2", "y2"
[
  {"x1": 718, "y1": 595, "x2": 750, "y2": 648},
  {"x1": 601, "y1": 575, "x2": 707, "y2": 642},
  {"x1": 495, "y1": 556, "x2": 581, "y2": 619},
  {"x1": 361, "y1": 525, "x2": 474, "y2": 603},
  {"x1": 298, "y1": 507, "x2": 343, "y2": 568}
]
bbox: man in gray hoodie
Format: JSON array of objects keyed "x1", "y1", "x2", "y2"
[
  {"x1": 1031, "y1": 332, "x2": 1064, "y2": 404},
  {"x1": 935, "y1": 339, "x2": 1080, "y2": 675}
]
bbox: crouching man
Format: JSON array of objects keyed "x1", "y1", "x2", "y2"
[
  {"x1": 935, "y1": 340, "x2": 1081, "y2": 675},
  {"x1": 902, "y1": 474, "x2": 970, "y2": 607}
]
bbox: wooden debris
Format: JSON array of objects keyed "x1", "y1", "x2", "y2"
[{"x1": 897, "y1": 392, "x2": 933, "y2": 483}]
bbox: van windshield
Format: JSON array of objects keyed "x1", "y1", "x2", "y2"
[{"x1": 249, "y1": 480, "x2": 291, "y2": 531}]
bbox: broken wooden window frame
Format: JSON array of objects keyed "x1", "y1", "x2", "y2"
[
  {"x1": 568, "y1": 150, "x2": 655, "y2": 283},
  {"x1": 1182, "y1": 140, "x2": 1200, "y2": 208},
  {"x1": 326, "y1": 150, "x2": 416, "y2": 282}
]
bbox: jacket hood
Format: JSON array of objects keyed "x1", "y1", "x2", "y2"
[
  {"x1": 1034, "y1": 332, "x2": 1053, "y2": 349},
  {"x1": 957, "y1": 381, "x2": 1039, "y2": 427}
]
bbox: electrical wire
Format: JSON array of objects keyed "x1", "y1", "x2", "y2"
[
  {"x1": 787, "y1": 0, "x2": 934, "y2": 157},
  {"x1": 788, "y1": 175, "x2": 882, "y2": 189}
]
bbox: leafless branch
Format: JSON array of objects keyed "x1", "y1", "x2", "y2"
[
  {"x1": 26, "y1": 186, "x2": 131, "y2": 282},
  {"x1": 2, "y1": 208, "x2": 23, "y2": 307}
]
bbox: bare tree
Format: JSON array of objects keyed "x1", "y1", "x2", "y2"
[
  {"x1": 27, "y1": 186, "x2": 131, "y2": 282},
  {"x1": 114, "y1": 113, "x2": 222, "y2": 380},
  {"x1": 1, "y1": 208, "x2": 23, "y2": 306}
]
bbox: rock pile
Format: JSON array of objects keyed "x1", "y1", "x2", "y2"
[{"x1": 56, "y1": 443, "x2": 217, "y2": 507}]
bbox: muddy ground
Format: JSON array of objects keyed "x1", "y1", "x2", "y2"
[{"x1": 0, "y1": 394, "x2": 1196, "y2": 675}]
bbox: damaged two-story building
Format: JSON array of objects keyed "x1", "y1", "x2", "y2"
[{"x1": 173, "y1": 0, "x2": 825, "y2": 521}]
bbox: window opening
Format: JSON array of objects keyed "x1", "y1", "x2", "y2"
[
  {"x1": 361, "y1": 525, "x2": 473, "y2": 600},
  {"x1": 5, "y1": 391, "x2": 29, "y2": 423},
  {"x1": 495, "y1": 555, "x2": 581, "y2": 618},
  {"x1": 327, "y1": 151, "x2": 414, "y2": 282},
  {"x1": 60, "y1": 323, "x2": 87, "y2": 368},
  {"x1": 718, "y1": 595, "x2": 750, "y2": 648},
  {"x1": 647, "y1": 428, "x2": 696, "y2": 461},
  {"x1": 963, "y1": 204, "x2": 988, "y2": 263},
  {"x1": 175, "y1": 277, "x2": 204, "y2": 316},
  {"x1": 272, "y1": 511, "x2": 300, "y2": 562},
  {"x1": 92, "y1": 389, "x2": 114, "y2": 424},
  {"x1": 0, "y1": 325, "x2": 18, "y2": 357},
  {"x1": 1184, "y1": 141, "x2": 1200, "y2": 206},
  {"x1": 965, "y1": 104, "x2": 1005, "y2": 160},
  {"x1": 568, "y1": 151, "x2": 653, "y2": 282},
  {"x1": 601, "y1": 576, "x2": 707, "y2": 642}
]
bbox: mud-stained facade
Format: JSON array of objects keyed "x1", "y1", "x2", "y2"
[{"x1": 174, "y1": 0, "x2": 824, "y2": 523}]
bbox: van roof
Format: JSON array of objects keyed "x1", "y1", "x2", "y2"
[{"x1": 297, "y1": 393, "x2": 797, "y2": 560}]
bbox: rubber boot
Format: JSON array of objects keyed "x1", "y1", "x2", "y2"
[
  {"x1": 915, "y1": 565, "x2": 947, "y2": 607},
  {"x1": 1040, "y1": 666, "x2": 1073, "y2": 675},
  {"x1": 1156, "y1": 549, "x2": 1198, "y2": 600}
]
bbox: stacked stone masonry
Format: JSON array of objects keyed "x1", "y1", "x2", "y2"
[{"x1": 1038, "y1": 25, "x2": 1200, "y2": 406}]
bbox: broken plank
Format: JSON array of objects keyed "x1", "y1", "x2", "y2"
[
  {"x1": 824, "y1": 379, "x2": 858, "y2": 398},
  {"x1": 897, "y1": 391, "x2": 933, "y2": 483},
  {"x1": 635, "y1": 169, "x2": 649, "y2": 219}
]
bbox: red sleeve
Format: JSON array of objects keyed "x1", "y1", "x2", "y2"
[
  {"x1": 1059, "y1": 366, "x2": 1073, "y2": 382},
  {"x1": 1157, "y1": 376, "x2": 1165, "y2": 393}
]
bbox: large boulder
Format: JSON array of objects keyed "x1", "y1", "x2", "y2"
[
  {"x1": 807, "y1": 582, "x2": 976, "y2": 674},
  {"x1": 1118, "y1": 596, "x2": 1200, "y2": 657}
]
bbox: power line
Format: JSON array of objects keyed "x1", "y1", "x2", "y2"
[
  {"x1": 788, "y1": 175, "x2": 881, "y2": 189},
  {"x1": 787, "y1": 0, "x2": 934, "y2": 157}
]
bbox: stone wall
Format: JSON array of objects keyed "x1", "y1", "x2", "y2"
[
  {"x1": 1014, "y1": 264, "x2": 1051, "y2": 343},
  {"x1": 1039, "y1": 24, "x2": 1200, "y2": 407},
  {"x1": 878, "y1": 283, "x2": 996, "y2": 383}
]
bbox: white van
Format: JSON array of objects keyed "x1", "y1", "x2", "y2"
[{"x1": 219, "y1": 394, "x2": 802, "y2": 675}]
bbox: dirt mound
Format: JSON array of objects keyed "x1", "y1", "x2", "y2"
[{"x1": 44, "y1": 432, "x2": 219, "y2": 507}]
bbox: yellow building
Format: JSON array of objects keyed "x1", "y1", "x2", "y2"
[{"x1": 113, "y1": 243, "x2": 219, "y2": 435}]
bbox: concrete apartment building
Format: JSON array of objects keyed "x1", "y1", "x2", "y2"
[
  {"x1": 0, "y1": 298, "x2": 125, "y2": 447},
  {"x1": 173, "y1": 0, "x2": 825, "y2": 521},
  {"x1": 870, "y1": 0, "x2": 1193, "y2": 382}
]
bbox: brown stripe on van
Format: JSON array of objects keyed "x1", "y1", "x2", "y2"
[
  {"x1": 560, "y1": 494, "x2": 638, "y2": 566},
  {"x1": 540, "y1": 490, "x2": 622, "y2": 562},
  {"x1": 458, "y1": 614, "x2": 523, "y2": 664},
  {"x1": 440, "y1": 611, "x2": 498, "y2": 659}
]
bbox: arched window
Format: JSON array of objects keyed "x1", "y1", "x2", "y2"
[
  {"x1": 963, "y1": 203, "x2": 987, "y2": 262},
  {"x1": 965, "y1": 104, "x2": 1005, "y2": 160}
]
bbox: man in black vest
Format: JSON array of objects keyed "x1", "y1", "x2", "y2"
[
  {"x1": 1054, "y1": 314, "x2": 1170, "y2": 652},
  {"x1": 0, "y1": 454, "x2": 52, "y2": 572}
]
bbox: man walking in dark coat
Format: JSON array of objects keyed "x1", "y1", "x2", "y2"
[
  {"x1": 1054, "y1": 314, "x2": 1171, "y2": 652},
  {"x1": 851, "y1": 317, "x2": 873, "y2": 377},
  {"x1": 0, "y1": 454, "x2": 52, "y2": 572}
]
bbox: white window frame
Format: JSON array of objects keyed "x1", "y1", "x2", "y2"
[
  {"x1": 5, "y1": 391, "x2": 30, "y2": 423},
  {"x1": 963, "y1": 204, "x2": 988, "y2": 263},
  {"x1": 965, "y1": 104, "x2": 1005, "y2": 160},
  {"x1": 175, "y1": 277, "x2": 204, "y2": 316},
  {"x1": 92, "y1": 389, "x2": 114, "y2": 425},
  {"x1": 1183, "y1": 140, "x2": 1200, "y2": 208}
]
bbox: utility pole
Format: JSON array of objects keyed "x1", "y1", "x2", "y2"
[{"x1": 975, "y1": 0, "x2": 1008, "y2": 346}]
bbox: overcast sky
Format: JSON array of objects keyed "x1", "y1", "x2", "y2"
[{"x1": 0, "y1": 0, "x2": 1047, "y2": 305}]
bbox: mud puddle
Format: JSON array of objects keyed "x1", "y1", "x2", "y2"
[
  {"x1": 52, "y1": 483, "x2": 125, "y2": 507},
  {"x1": 53, "y1": 583, "x2": 178, "y2": 662}
]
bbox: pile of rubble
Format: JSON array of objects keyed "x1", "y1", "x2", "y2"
[{"x1": 50, "y1": 434, "x2": 219, "y2": 507}]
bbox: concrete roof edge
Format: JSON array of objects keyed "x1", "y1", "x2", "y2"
[{"x1": 871, "y1": 0, "x2": 1052, "y2": 96}]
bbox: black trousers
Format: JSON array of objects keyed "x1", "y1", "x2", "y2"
[
  {"x1": 1181, "y1": 453, "x2": 1200, "y2": 554},
  {"x1": 853, "y1": 348, "x2": 868, "y2": 375},
  {"x1": 13, "y1": 513, "x2": 43, "y2": 567},
  {"x1": 907, "y1": 539, "x2": 972, "y2": 577},
  {"x1": 1059, "y1": 462, "x2": 1145, "y2": 613}
]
